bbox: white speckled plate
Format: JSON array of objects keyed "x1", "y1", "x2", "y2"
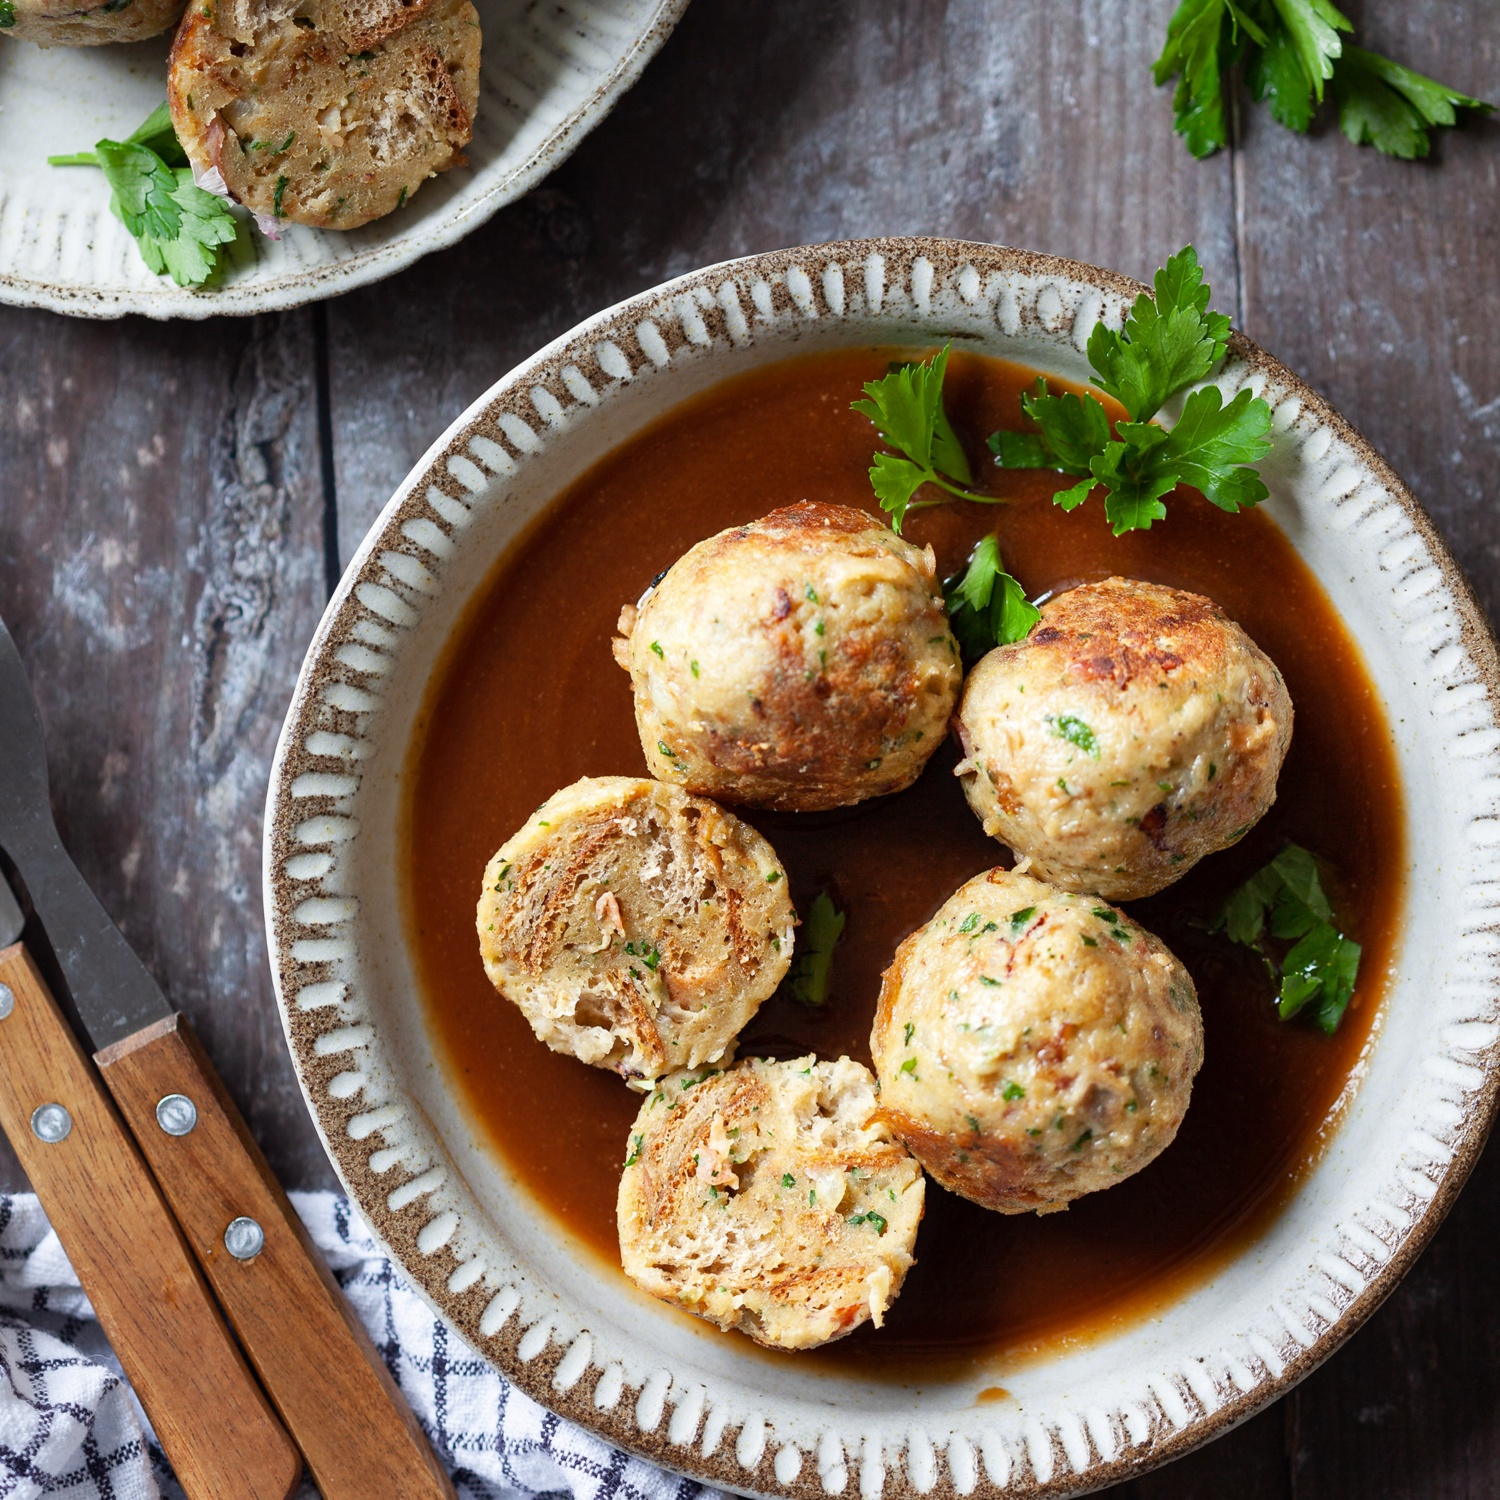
[
  {"x1": 264, "y1": 240, "x2": 1500, "y2": 1496},
  {"x1": 0, "y1": 0, "x2": 688, "y2": 320}
]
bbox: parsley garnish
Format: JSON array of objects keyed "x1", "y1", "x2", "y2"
[
  {"x1": 787, "y1": 890, "x2": 845, "y2": 1007},
  {"x1": 781, "y1": 1173, "x2": 796, "y2": 1189},
  {"x1": 851, "y1": 345, "x2": 996, "y2": 531},
  {"x1": 624, "y1": 1134, "x2": 643, "y2": 1167},
  {"x1": 0, "y1": 3, "x2": 15, "y2": 27},
  {"x1": 1153, "y1": 0, "x2": 1491, "y2": 160},
  {"x1": 994, "y1": 249, "x2": 1270, "y2": 534},
  {"x1": 1045, "y1": 714, "x2": 1100, "y2": 758},
  {"x1": 1002, "y1": 1081, "x2": 1026, "y2": 1101},
  {"x1": 1213, "y1": 842, "x2": 1362, "y2": 1033},
  {"x1": 48, "y1": 103, "x2": 238, "y2": 289},
  {"x1": 990, "y1": 247, "x2": 1273, "y2": 536},
  {"x1": 1009, "y1": 906, "x2": 1036, "y2": 933},
  {"x1": 847, "y1": 1210, "x2": 889, "y2": 1234},
  {"x1": 944, "y1": 533, "x2": 1040, "y2": 659}
]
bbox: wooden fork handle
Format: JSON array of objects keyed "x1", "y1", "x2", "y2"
[
  {"x1": 0, "y1": 944, "x2": 301, "y2": 1500},
  {"x1": 95, "y1": 1011, "x2": 456, "y2": 1500}
]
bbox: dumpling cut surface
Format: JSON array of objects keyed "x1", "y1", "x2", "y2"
[
  {"x1": 955, "y1": 576, "x2": 1293, "y2": 900},
  {"x1": 476, "y1": 777, "x2": 795, "y2": 1084},
  {"x1": 613, "y1": 501, "x2": 962, "y2": 812},
  {"x1": 168, "y1": 0, "x2": 480, "y2": 230},
  {"x1": 871, "y1": 867, "x2": 1203, "y2": 1215},
  {"x1": 617, "y1": 1056, "x2": 925, "y2": 1350},
  {"x1": 5, "y1": 0, "x2": 184, "y2": 46}
]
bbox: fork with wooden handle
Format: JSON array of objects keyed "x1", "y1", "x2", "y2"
[{"x1": 0, "y1": 612, "x2": 455, "y2": 1500}]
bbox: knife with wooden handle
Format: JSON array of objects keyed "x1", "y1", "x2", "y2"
[
  {"x1": 0, "y1": 888, "x2": 301, "y2": 1500},
  {"x1": 97, "y1": 1013, "x2": 456, "y2": 1500},
  {"x1": 0, "y1": 614, "x2": 455, "y2": 1500}
]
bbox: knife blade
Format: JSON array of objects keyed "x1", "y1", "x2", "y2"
[
  {"x1": 0, "y1": 615, "x2": 454, "y2": 1500},
  {"x1": 0, "y1": 626, "x2": 169, "y2": 1050},
  {"x1": 0, "y1": 865, "x2": 22, "y2": 949}
]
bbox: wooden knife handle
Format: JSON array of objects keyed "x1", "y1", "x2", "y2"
[
  {"x1": 96, "y1": 1011, "x2": 456, "y2": 1500},
  {"x1": 0, "y1": 944, "x2": 301, "y2": 1500}
]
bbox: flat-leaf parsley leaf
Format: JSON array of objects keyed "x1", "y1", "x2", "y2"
[
  {"x1": 1213, "y1": 843, "x2": 1361, "y2": 1033},
  {"x1": 990, "y1": 246, "x2": 1273, "y2": 536},
  {"x1": 1153, "y1": 0, "x2": 1491, "y2": 160},
  {"x1": 787, "y1": 890, "x2": 846, "y2": 1007},
  {"x1": 50, "y1": 102, "x2": 239, "y2": 288},
  {"x1": 852, "y1": 346, "x2": 995, "y2": 531},
  {"x1": 944, "y1": 533, "x2": 1040, "y2": 659}
]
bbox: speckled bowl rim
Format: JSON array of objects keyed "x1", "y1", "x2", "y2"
[
  {"x1": 0, "y1": 0, "x2": 690, "y2": 321},
  {"x1": 263, "y1": 238, "x2": 1500, "y2": 1498}
]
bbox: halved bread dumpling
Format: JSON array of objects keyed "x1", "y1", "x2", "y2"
[
  {"x1": 477, "y1": 777, "x2": 795, "y2": 1084},
  {"x1": 167, "y1": 0, "x2": 480, "y2": 229},
  {"x1": 618, "y1": 1056, "x2": 925, "y2": 1350},
  {"x1": 3, "y1": 0, "x2": 185, "y2": 47}
]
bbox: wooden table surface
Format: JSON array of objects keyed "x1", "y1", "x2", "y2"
[{"x1": 0, "y1": 3, "x2": 1495, "y2": 1494}]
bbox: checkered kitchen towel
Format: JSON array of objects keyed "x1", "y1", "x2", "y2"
[{"x1": 0, "y1": 1192, "x2": 722, "y2": 1500}]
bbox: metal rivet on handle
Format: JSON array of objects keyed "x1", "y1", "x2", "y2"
[
  {"x1": 31, "y1": 1104, "x2": 72, "y2": 1144},
  {"x1": 155, "y1": 1094, "x2": 198, "y2": 1136},
  {"x1": 0, "y1": 984, "x2": 13, "y2": 1020},
  {"x1": 224, "y1": 1216, "x2": 265, "y2": 1261}
]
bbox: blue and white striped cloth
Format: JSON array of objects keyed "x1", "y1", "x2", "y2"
[{"x1": 0, "y1": 1193, "x2": 718, "y2": 1500}]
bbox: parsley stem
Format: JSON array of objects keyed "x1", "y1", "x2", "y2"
[
  {"x1": 925, "y1": 473, "x2": 1004, "y2": 505},
  {"x1": 47, "y1": 152, "x2": 100, "y2": 167}
]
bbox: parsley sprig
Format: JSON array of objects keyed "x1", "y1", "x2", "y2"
[
  {"x1": 992, "y1": 246, "x2": 1274, "y2": 536},
  {"x1": 1154, "y1": 0, "x2": 1492, "y2": 160},
  {"x1": 944, "y1": 535, "x2": 1039, "y2": 660},
  {"x1": 1213, "y1": 843, "x2": 1362, "y2": 1034},
  {"x1": 787, "y1": 891, "x2": 845, "y2": 1008},
  {"x1": 49, "y1": 103, "x2": 240, "y2": 289},
  {"x1": 851, "y1": 346, "x2": 997, "y2": 531}
]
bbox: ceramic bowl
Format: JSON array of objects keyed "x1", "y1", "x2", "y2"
[
  {"x1": 263, "y1": 239, "x2": 1500, "y2": 1497},
  {"x1": 0, "y1": 0, "x2": 688, "y2": 320}
]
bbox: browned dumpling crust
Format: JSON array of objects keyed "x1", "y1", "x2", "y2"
[
  {"x1": 618, "y1": 1056, "x2": 925, "y2": 1350},
  {"x1": 477, "y1": 777, "x2": 795, "y2": 1085},
  {"x1": 3, "y1": 0, "x2": 185, "y2": 46},
  {"x1": 871, "y1": 868, "x2": 1203, "y2": 1215},
  {"x1": 955, "y1": 577, "x2": 1293, "y2": 900},
  {"x1": 613, "y1": 502, "x2": 963, "y2": 813},
  {"x1": 168, "y1": 0, "x2": 480, "y2": 230}
]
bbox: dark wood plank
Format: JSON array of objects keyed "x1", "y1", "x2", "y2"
[
  {"x1": 328, "y1": 0, "x2": 1238, "y2": 554},
  {"x1": 0, "y1": 307, "x2": 337, "y2": 1190},
  {"x1": 1236, "y1": 4, "x2": 1500, "y2": 621},
  {"x1": 1234, "y1": 6, "x2": 1500, "y2": 1497}
]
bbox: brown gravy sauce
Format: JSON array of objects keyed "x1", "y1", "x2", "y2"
[{"x1": 402, "y1": 349, "x2": 1405, "y2": 1375}]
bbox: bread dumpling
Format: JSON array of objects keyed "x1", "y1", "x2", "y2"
[
  {"x1": 614, "y1": 502, "x2": 962, "y2": 813},
  {"x1": 477, "y1": 777, "x2": 794, "y2": 1084},
  {"x1": 955, "y1": 576, "x2": 1293, "y2": 900},
  {"x1": 168, "y1": 0, "x2": 480, "y2": 230},
  {"x1": 871, "y1": 868, "x2": 1202, "y2": 1215},
  {"x1": 618, "y1": 1056, "x2": 925, "y2": 1349},
  {"x1": 2, "y1": 0, "x2": 184, "y2": 47}
]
